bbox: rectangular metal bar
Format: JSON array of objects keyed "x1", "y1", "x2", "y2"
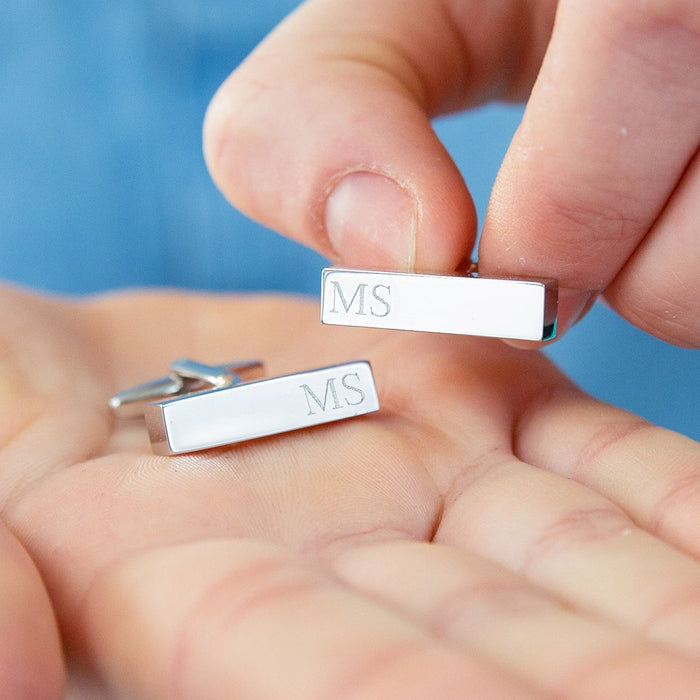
[
  {"x1": 321, "y1": 267, "x2": 558, "y2": 341},
  {"x1": 144, "y1": 361, "x2": 379, "y2": 455}
]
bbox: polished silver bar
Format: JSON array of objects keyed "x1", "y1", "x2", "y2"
[
  {"x1": 144, "y1": 361, "x2": 379, "y2": 455},
  {"x1": 321, "y1": 267, "x2": 558, "y2": 341}
]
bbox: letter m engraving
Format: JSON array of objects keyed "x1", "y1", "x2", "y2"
[
  {"x1": 328, "y1": 281, "x2": 368, "y2": 316},
  {"x1": 300, "y1": 378, "x2": 343, "y2": 415}
]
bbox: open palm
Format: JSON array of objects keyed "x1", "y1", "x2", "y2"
[{"x1": 1, "y1": 285, "x2": 699, "y2": 699}]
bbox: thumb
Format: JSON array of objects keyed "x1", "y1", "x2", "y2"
[{"x1": 203, "y1": 0, "x2": 548, "y2": 272}]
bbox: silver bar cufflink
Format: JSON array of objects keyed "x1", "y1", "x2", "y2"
[
  {"x1": 110, "y1": 359, "x2": 380, "y2": 455},
  {"x1": 320, "y1": 266, "x2": 558, "y2": 341}
]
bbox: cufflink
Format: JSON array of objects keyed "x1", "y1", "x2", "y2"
[
  {"x1": 320, "y1": 266, "x2": 558, "y2": 341},
  {"x1": 110, "y1": 358, "x2": 380, "y2": 455}
]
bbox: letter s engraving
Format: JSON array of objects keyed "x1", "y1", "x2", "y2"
[
  {"x1": 370, "y1": 284, "x2": 391, "y2": 317},
  {"x1": 341, "y1": 372, "x2": 366, "y2": 406}
]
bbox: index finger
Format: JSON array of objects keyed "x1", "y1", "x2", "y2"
[{"x1": 480, "y1": 0, "x2": 700, "y2": 342}]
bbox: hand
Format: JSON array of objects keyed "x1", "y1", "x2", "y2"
[
  {"x1": 203, "y1": 0, "x2": 700, "y2": 346},
  {"x1": 1, "y1": 285, "x2": 700, "y2": 698}
]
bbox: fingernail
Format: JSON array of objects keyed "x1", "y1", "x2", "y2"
[
  {"x1": 324, "y1": 171, "x2": 419, "y2": 270},
  {"x1": 558, "y1": 288, "x2": 596, "y2": 335}
]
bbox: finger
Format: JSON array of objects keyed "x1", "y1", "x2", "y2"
[
  {"x1": 434, "y1": 452, "x2": 700, "y2": 661},
  {"x1": 203, "y1": 0, "x2": 556, "y2": 271},
  {"x1": 333, "y1": 541, "x2": 700, "y2": 698},
  {"x1": 0, "y1": 287, "x2": 111, "y2": 498},
  {"x1": 0, "y1": 520, "x2": 63, "y2": 700},
  {"x1": 80, "y1": 539, "x2": 534, "y2": 699},
  {"x1": 514, "y1": 385, "x2": 700, "y2": 558},
  {"x1": 481, "y1": 0, "x2": 700, "y2": 338},
  {"x1": 605, "y1": 149, "x2": 700, "y2": 347}
]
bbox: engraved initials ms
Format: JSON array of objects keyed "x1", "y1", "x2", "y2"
[
  {"x1": 300, "y1": 372, "x2": 367, "y2": 416},
  {"x1": 328, "y1": 280, "x2": 391, "y2": 318}
]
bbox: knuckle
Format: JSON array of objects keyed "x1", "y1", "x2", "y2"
[
  {"x1": 598, "y1": 0, "x2": 700, "y2": 38},
  {"x1": 202, "y1": 73, "x2": 262, "y2": 180},
  {"x1": 532, "y1": 187, "x2": 647, "y2": 289},
  {"x1": 650, "y1": 471, "x2": 700, "y2": 538},
  {"x1": 569, "y1": 0, "x2": 700, "y2": 95},
  {"x1": 523, "y1": 506, "x2": 632, "y2": 572},
  {"x1": 606, "y1": 272, "x2": 700, "y2": 348}
]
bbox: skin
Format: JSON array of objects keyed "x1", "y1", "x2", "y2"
[
  {"x1": 0, "y1": 285, "x2": 699, "y2": 698},
  {"x1": 203, "y1": 0, "x2": 700, "y2": 346}
]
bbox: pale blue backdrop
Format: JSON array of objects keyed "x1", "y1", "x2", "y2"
[{"x1": 1, "y1": 1, "x2": 697, "y2": 439}]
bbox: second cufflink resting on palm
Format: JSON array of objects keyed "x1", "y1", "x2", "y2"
[{"x1": 110, "y1": 359, "x2": 379, "y2": 455}]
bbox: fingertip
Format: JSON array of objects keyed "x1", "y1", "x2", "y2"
[
  {"x1": 555, "y1": 288, "x2": 597, "y2": 337},
  {"x1": 323, "y1": 167, "x2": 478, "y2": 274},
  {"x1": 0, "y1": 525, "x2": 64, "y2": 700},
  {"x1": 324, "y1": 170, "x2": 420, "y2": 270}
]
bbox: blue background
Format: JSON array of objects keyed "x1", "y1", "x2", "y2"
[{"x1": 1, "y1": 1, "x2": 697, "y2": 439}]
